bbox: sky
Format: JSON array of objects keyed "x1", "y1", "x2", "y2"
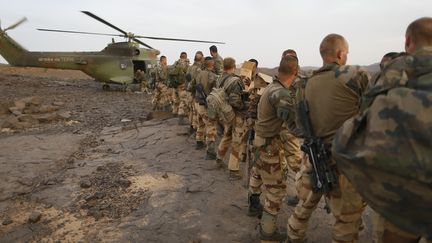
[{"x1": 0, "y1": 0, "x2": 431, "y2": 68}]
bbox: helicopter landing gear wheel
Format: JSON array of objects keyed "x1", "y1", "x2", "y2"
[
  {"x1": 122, "y1": 83, "x2": 132, "y2": 92},
  {"x1": 102, "y1": 84, "x2": 111, "y2": 91}
]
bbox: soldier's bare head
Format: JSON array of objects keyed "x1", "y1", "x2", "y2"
[
  {"x1": 223, "y1": 57, "x2": 236, "y2": 73},
  {"x1": 278, "y1": 55, "x2": 298, "y2": 85},
  {"x1": 160, "y1": 55, "x2": 167, "y2": 65},
  {"x1": 204, "y1": 56, "x2": 215, "y2": 70},
  {"x1": 180, "y1": 52, "x2": 187, "y2": 59},
  {"x1": 209, "y1": 45, "x2": 218, "y2": 57},
  {"x1": 194, "y1": 51, "x2": 204, "y2": 62},
  {"x1": 281, "y1": 49, "x2": 297, "y2": 59},
  {"x1": 319, "y1": 34, "x2": 349, "y2": 65},
  {"x1": 405, "y1": 17, "x2": 432, "y2": 54}
]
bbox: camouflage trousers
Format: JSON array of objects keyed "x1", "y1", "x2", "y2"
[
  {"x1": 188, "y1": 96, "x2": 198, "y2": 129},
  {"x1": 178, "y1": 84, "x2": 189, "y2": 117},
  {"x1": 280, "y1": 130, "x2": 302, "y2": 173},
  {"x1": 167, "y1": 87, "x2": 175, "y2": 109},
  {"x1": 251, "y1": 135, "x2": 287, "y2": 215},
  {"x1": 217, "y1": 114, "x2": 247, "y2": 171},
  {"x1": 249, "y1": 130, "x2": 302, "y2": 195},
  {"x1": 195, "y1": 103, "x2": 216, "y2": 143},
  {"x1": 373, "y1": 212, "x2": 431, "y2": 243},
  {"x1": 288, "y1": 156, "x2": 366, "y2": 243},
  {"x1": 171, "y1": 84, "x2": 188, "y2": 116},
  {"x1": 140, "y1": 80, "x2": 149, "y2": 93},
  {"x1": 151, "y1": 83, "x2": 169, "y2": 109}
]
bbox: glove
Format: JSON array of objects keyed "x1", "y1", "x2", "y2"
[{"x1": 277, "y1": 106, "x2": 291, "y2": 121}]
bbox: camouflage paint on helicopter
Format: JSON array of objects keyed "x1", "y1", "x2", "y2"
[{"x1": 0, "y1": 11, "x2": 223, "y2": 88}]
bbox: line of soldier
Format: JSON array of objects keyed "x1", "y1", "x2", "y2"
[{"x1": 148, "y1": 17, "x2": 431, "y2": 243}]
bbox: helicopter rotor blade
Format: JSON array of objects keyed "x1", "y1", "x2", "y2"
[
  {"x1": 4, "y1": 17, "x2": 27, "y2": 31},
  {"x1": 81, "y1": 11, "x2": 128, "y2": 36},
  {"x1": 132, "y1": 38, "x2": 154, "y2": 49},
  {"x1": 37, "y1": 28, "x2": 124, "y2": 37},
  {"x1": 134, "y1": 35, "x2": 225, "y2": 44}
]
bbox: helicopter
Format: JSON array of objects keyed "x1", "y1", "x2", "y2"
[{"x1": 0, "y1": 11, "x2": 224, "y2": 90}]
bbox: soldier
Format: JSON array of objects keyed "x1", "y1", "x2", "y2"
[
  {"x1": 151, "y1": 56, "x2": 169, "y2": 110},
  {"x1": 215, "y1": 57, "x2": 247, "y2": 180},
  {"x1": 287, "y1": 34, "x2": 369, "y2": 243},
  {"x1": 210, "y1": 45, "x2": 223, "y2": 75},
  {"x1": 194, "y1": 56, "x2": 218, "y2": 159},
  {"x1": 186, "y1": 51, "x2": 204, "y2": 134},
  {"x1": 279, "y1": 50, "x2": 304, "y2": 207},
  {"x1": 135, "y1": 69, "x2": 147, "y2": 93},
  {"x1": 252, "y1": 55, "x2": 299, "y2": 242},
  {"x1": 246, "y1": 58, "x2": 275, "y2": 218},
  {"x1": 170, "y1": 52, "x2": 190, "y2": 123},
  {"x1": 333, "y1": 17, "x2": 432, "y2": 243}
]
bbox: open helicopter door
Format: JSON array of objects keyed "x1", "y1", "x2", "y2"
[{"x1": 132, "y1": 60, "x2": 146, "y2": 73}]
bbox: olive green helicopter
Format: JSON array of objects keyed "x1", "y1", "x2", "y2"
[{"x1": 0, "y1": 11, "x2": 224, "y2": 90}]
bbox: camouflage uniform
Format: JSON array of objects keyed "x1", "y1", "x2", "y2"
[
  {"x1": 170, "y1": 59, "x2": 190, "y2": 116},
  {"x1": 253, "y1": 78, "x2": 297, "y2": 238},
  {"x1": 213, "y1": 53, "x2": 224, "y2": 75},
  {"x1": 216, "y1": 72, "x2": 247, "y2": 174},
  {"x1": 135, "y1": 70, "x2": 147, "y2": 93},
  {"x1": 194, "y1": 68, "x2": 218, "y2": 156},
  {"x1": 288, "y1": 63, "x2": 369, "y2": 243},
  {"x1": 151, "y1": 64, "x2": 169, "y2": 110},
  {"x1": 187, "y1": 61, "x2": 203, "y2": 129},
  {"x1": 333, "y1": 47, "x2": 432, "y2": 242}
]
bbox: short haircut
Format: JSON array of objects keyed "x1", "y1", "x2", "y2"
[
  {"x1": 223, "y1": 57, "x2": 236, "y2": 70},
  {"x1": 205, "y1": 57, "x2": 214, "y2": 68},
  {"x1": 194, "y1": 52, "x2": 203, "y2": 62},
  {"x1": 180, "y1": 52, "x2": 187, "y2": 57},
  {"x1": 248, "y1": 58, "x2": 259, "y2": 68},
  {"x1": 319, "y1": 33, "x2": 348, "y2": 58},
  {"x1": 278, "y1": 55, "x2": 298, "y2": 75},
  {"x1": 160, "y1": 55, "x2": 166, "y2": 61},
  {"x1": 406, "y1": 17, "x2": 432, "y2": 48},
  {"x1": 209, "y1": 45, "x2": 218, "y2": 53},
  {"x1": 282, "y1": 49, "x2": 297, "y2": 58}
]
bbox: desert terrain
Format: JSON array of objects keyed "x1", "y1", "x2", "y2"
[{"x1": 0, "y1": 65, "x2": 375, "y2": 243}]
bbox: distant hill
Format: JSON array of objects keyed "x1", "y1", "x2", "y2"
[{"x1": 259, "y1": 63, "x2": 380, "y2": 77}]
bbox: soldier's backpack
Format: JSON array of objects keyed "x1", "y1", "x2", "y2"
[
  {"x1": 333, "y1": 53, "x2": 432, "y2": 239},
  {"x1": 206, "y1": 75, "x2": 237, "y2": 123}
]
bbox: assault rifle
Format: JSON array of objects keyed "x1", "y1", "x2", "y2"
[{"x1": 297, "y1": 100, "x2": 337, "y2": 194}]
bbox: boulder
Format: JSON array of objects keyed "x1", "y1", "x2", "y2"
[
  {"x1": 38, "y1": 105, "x2": 59, "y2": 114},
  {"x1": 30, "y1": 96, "x2": 43, "y2": 106},
  {"x1": 14, "y1": 100, "x2": 26, "y2": 110},
  {"x1": 57, "y1": 110, "x2": 71, "y2": 120}
]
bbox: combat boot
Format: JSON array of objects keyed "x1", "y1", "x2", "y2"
[
  {"x1": 216, "y1": 158, "x2": 226, "y2": 169},
  {"x1": 259, "y1": 211, "x2": 287, "y2": 242},
  {"x1": 248, "y1": 193, "x2": 263, "y2": 218},
  {"x1": 189, "y1": 126, "x2": 196, "y2": 136},
  {"x1": 286, "y1": 195, "x2": 299, "y2": 207},
  {"x1": 196, "y1": 141, "x2": 205, "y2": 150},
  {"x1": 206, "y1": 142, "x2": 216, "y2": 160},
  {"x1": 229, "y1": 170, "x2": 242, "y2": 181},
  {"x1": 178, "y1": 115, "x2": 188, "y2": 125}
]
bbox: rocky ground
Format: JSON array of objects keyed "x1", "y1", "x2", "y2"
[{"x1": 0, "y1": 65, "x2": 374, "y2": 243}]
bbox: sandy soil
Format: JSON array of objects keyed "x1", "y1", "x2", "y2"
[{"x1": 0, "y1": 66, "x2": 374, "y2": 243}]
